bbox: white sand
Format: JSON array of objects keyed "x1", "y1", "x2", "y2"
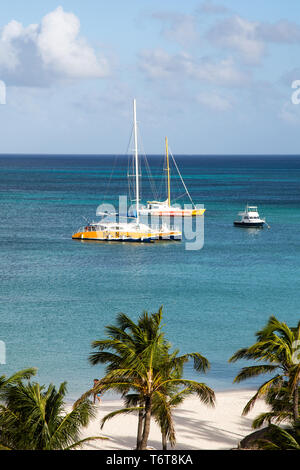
[{"x1": 72, "y1": 389, "x2": 268, "y2": 450}]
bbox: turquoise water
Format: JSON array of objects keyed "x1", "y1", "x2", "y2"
[{"x1": 0, "y1": 154, "x2": 300, "y2": 401}]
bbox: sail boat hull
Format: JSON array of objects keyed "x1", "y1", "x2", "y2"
[
  {"x1": 139, "y1": 205, "x2": 206, "y2": 217},
  {"x1": 72, "y1": 225, "x2": 161, "y2": 242},
  {"x1": 72, "y1": 221, "x2": 182, "y2": 242},
  {"x1": 72, "y1": 231, "x2": 181, "y2": 241},
  {"x1": 72, "y1": 232, "x2": 156, "y2": 242}
]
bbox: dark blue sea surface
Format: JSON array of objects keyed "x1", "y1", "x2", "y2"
[{"x1": 0, "y1": 154, "x2": 300, "y2": 401}]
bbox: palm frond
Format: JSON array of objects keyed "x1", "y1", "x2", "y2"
[
  {"x1": 233, "y1": 364, "x2": 278, "y2": 383},
  {"x1": 65, "y1": 435, "x2": 109, "y2": 450},
  {"x1": 101, "y1": 407, "x2": 142, "y2": 429}
]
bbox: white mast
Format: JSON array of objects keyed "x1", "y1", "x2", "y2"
[{"x1": 133, "y1": 99, "x2": 140, "y2": 224}]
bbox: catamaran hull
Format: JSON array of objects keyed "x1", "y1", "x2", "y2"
[
  {"x1": 72, "y1": 229, "x2": 182, "y2": 242},
  {"x1": 72, "y1": 231, "x2": 159, "y2": 242},
  {"x1": 72, "y1": 228, "x2": 182, "y2": 242},
  {"x1": 158, "y1": 235, "x2": 181, "y2": 240},
  {"x1": 72, "y1": 236, "x2": 155, "y2": 243},
  {"x1": 158, "y1": 230, "x2": 182, "y2": 240}
]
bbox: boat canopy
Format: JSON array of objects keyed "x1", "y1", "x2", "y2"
[{"x1": 147, "y1": 200, "x2": 169, "y2": 204}]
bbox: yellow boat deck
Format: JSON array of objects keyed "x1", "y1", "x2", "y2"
[{"x1": 72, "y1": 228, "x2": 182, "y2": 242}]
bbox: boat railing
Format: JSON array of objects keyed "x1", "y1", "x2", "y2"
[
  {"x1": 150, "y1": 224, "x2": 164, "y2": 231},
  {"x1": 147, "y1": 224, "x2": 178, "y2": 232},
  {"x1": 73, "y1": 226, "x2": 86, "y2": 234},
  {"x1": 73, "y1": 223, "x2": 178, "y2": 235}
]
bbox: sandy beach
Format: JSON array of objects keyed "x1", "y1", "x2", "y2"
[{"x1": 72, "y1": 389, "x2": 268, "y2": 451}]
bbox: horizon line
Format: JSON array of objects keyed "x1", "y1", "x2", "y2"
[{"x1": 0, "y1": 153, "x2": 300, "y2": 157}]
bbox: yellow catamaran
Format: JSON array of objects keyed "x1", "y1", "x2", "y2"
[
  {"x1": 140, "y1": 137, "x2": 206, "y2": 217},
  {"x1": 72, "y1": 100, "x2": 182, "y2": 242}
]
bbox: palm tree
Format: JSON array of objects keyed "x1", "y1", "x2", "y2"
[
  {"x1": 0, "y1": 368, "x2": 37, "y2": 450},
  {"x1": 83, "y1": 307, "x2": 215, "y2": 450},
  {"x1": 147, "y1": 370, "x2": 180, "y2": 450},
  {"x1": 0, "y1": 379, "x2": 106, "y2": 450},
  {"x1": 251, "y1": 381, "x2": 300, "y2": 429},
  {"x1": 88, "y1": 307, "x2": 170, "y2": 449},
  {"x1": 0, "y1": 368, "x2": 37, "y2": 395},
  {"x1": 229, "y1": 316, "x2": 300, "y2": 423},
  {"x1": 253, "y1": 420, "x2": 300, "y2": 450},
  {"x1": 149, "y1": 347, "x2": 215, "y2": 450},
  {"x1": 151, "y1": 373, "x2": 201, "y2": 450}
]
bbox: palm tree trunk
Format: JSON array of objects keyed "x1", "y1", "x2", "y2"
[
  {"x1": 136, "y1": 408, "x2": 144, "y2": 450},
  {"x1": 140, "y1": 395, "x2": 152, "y2": 450},
  {"x1": 162, "y1": 430, "x2": 167, "y2": 450},
  {"x1": 293, "y1": 379, "x2": 299, "y2": 422}
]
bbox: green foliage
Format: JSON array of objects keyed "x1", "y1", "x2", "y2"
[
  {"x1": 254, "y1": 421, "x2": 300, "y2": 450},
  {"x1": 83, "y1": 306, "x2": 215, "y2": 450},
  {"x1": 0, "y1": 373, "x2": 106, "y2": 450},
  {"x1": 229, "y1": 316, "x2": 300, "y2": 426}
]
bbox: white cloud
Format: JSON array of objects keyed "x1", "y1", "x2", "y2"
[
  {"x1": 37, "y1": 7, "x2": 108, "y2": 79},
  {"x1": 196, "y1": 91, "x2": 233, "y2": 111},
  {"x1": 138, "y1": 48, "x2": 174, "y2": 80},
  {"x1": 0, "y1": 6, "x2": 110, "y2": 86},
  {"x1": 281, "y1": 67, "x2": 300, "y2": 87},
  {"x1": 198, "y1": 1, "x2": 230, "y2": 16},
  {"x1": 207, "y1": 16, "x2": 265, "y2": 65},
  {"x1": 138, "y1": 48, "x2": 249, "y2": 87},
  {"x1": 279, "y1": 101, "x2": 300, "y2": 125},
  {"x1": 257, "y1": 20, "x2": 300, "y2": 44},
  {"x1": 192, "y1": 56, "x2": 249, "y2": 86},
  {"x1": 151, "y1": 12, "x2": 199, "y2": 46},
  {"x1": 206, "y1": 15, "x2": 300, "y2": 65}
]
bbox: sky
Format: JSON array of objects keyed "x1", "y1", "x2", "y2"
[{"x1": 0, "y1": 0, "x2": 300, "y2": 154}]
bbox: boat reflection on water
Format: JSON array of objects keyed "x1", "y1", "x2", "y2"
[{"x1": 243, "y1": 227, "x2": 264, "y2": 236}]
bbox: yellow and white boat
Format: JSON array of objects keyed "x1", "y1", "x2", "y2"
[
  {"x1": 72, "y1": 220, "x2": 181, "y2": 242},
  {"x1": 141, "y1": 200, "x2": 205, "y2": 217},
  {"x1": 140, "y1": 137, "x2": 205, "y2": 217},
  {"x1": 72, "y1": 220, "x2": 159, "y2": 242},
  {"x1": 72, "y1": 100, "x2": 182, "y2": 243}
]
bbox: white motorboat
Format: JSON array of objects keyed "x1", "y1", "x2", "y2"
[{"x1": 234, "y1": 204, "x2": 266, "y2": 228}]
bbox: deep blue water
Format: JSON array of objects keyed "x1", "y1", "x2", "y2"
[{"x1": 0, "y1": 154, "x2": 300, "y2": 401}]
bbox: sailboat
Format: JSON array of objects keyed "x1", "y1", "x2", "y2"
[
  {"x1": 72, "y1": 100, "x2": 181, "y2": 242},
  {"x1": 139, "y1": 137, "x2": 205, "y2": 217}
]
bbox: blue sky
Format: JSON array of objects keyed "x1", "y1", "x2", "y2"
[{"x1": 0, "y1": 0, "x2": 300, "y2": 154}]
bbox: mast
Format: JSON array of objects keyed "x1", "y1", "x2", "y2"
[
  {"x1": 166, "y1": 136, "x2": 171, "y2": 207},
  {"x1": 133, "y1": 99, "x2": 140, "y2": 224}
]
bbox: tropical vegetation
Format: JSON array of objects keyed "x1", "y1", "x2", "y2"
[
  {"x1": 229, "y1": 315, "x2": 300, "y2": 449},
  {"x1": 0, "y1": 313, "x2": 299, "y2": 451},
  {"x1": 229, "y1": 316, "x2": 300, "y2": 423},
  {"x1": 80, "y1": 306, "x2": 215, "y2": 450},
  {"x1": 252, "y1": 420, "x2": 300, "y2": 450},
  {"x1": 0, "y1": 370, "x2": 105, "y2": 450}
]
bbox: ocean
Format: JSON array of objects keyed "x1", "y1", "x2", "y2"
[{"x1": 0, "y1": 154, "x2": 299, "y2": 401}]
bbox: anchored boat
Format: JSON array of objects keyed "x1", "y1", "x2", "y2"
[
  {"x1": 139, "y1": 137, "x2": 205, "y2": 217},
  {"x1": 72, "y1": 220, "x2": 161, "y2": 243},
  {"x1": 234, "y1": 204, "x2": 266, "y2": 228},
  {"x1": 72, "y1": 100, "x2": 182, "y2": 243}
]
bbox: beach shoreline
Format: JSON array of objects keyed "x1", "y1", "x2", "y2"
[
  {"x1": 65, "y1": 384, "x2": 261, "y2": 405},
  {"x1": 69, "y1": 388, "x2": 268, "y2": 451}
]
